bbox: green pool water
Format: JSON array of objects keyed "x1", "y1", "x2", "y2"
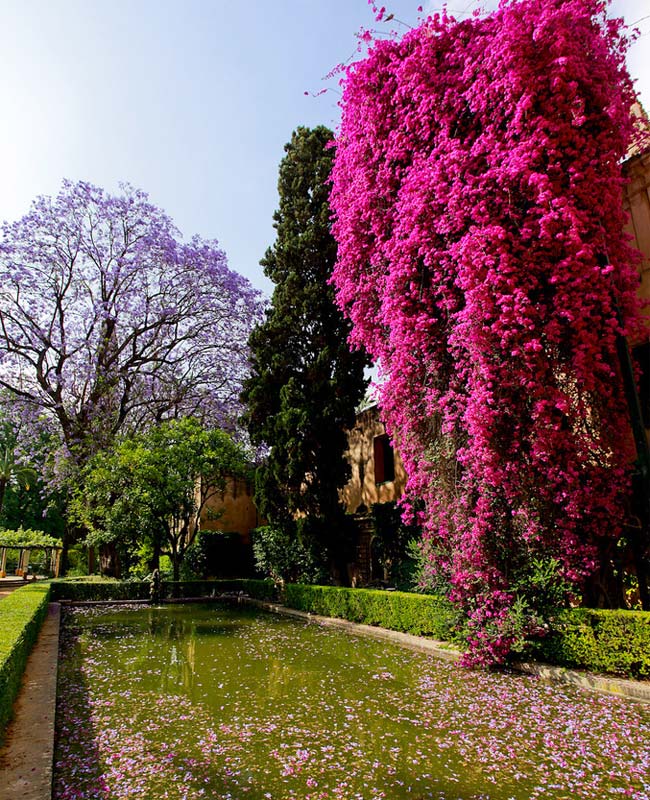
[{"x1": 53, "y1": 602, "x2": 650, "y2": 800}]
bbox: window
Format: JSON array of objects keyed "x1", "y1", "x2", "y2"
[{"x1": 373, "y1": 434, "x2": 395, "y2": 484}]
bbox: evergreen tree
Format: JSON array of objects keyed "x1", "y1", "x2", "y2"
[{"x1": 242, "y1": 126, "x2": 367, "y2": 573}]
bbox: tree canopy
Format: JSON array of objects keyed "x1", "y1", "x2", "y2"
[
  {"x1": 0, "y1": 180, "x2": 262, "y2": 471},
  {"x1": 331, "y1": 0, "x2": 644, "y2": 662},
  {"x1": 72, "y1": 417, "x2": 250, "y2": 580},
  {"x1": 242, "y1": 126, "x2": 367, "y2": 576},
  {"x1": 0, "y1": 528, "x2": 62, "y2": 548},
  {"x1": 0, "y1": 434, "x2": 36, "y2": 519},
  {"x1": 0, "y1": 396, "x2": 67, "y2": 536}
]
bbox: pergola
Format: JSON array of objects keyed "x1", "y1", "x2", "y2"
[{"x1": 0, "y1": 541, "x2": 62, "y2": 579}]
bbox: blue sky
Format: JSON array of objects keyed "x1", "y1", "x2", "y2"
[{"x1": 1, "y1": 0, "x2": 648, "y2": 295}]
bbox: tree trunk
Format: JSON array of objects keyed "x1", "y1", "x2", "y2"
[
  {"x1": 60, "y1": 524, "x2": 79, "y2": 576},
  {"x1": 171, "y1": 540, "x2": 180, "y2": 583},
  {"x1": 99, "y1": 542, "x2": 121, "y2": 578},
  {"x1": 148, "y1": 533, "x2": 162, "y2": 574}
]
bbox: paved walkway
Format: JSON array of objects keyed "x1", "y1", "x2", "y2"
[
  {"x1": 0, "y1": 580, "x2": 24, "y2": 601},
  {"x1": 0, "y1": 603, "x2": 60, "y2": 800}
]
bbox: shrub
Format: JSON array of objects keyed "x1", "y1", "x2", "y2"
[
  {"x1": 158, "y1": 579, "x2": 275, "y2": 601},
  {"x1": 63, "y1": 544, "x2": 89, "y2": 577},
  {"x1": 251, "y1": 524, "x2": 328, "y2": 584},
  {"x1": 49, "y1": 578, "x2": 150, "y2": 602},
  {"x1": 530, "y1": 608, "x2": 650, "y2": 679},
  {"x1": 0, "y1": 582, "x2": 51, "y2": 741},
  {"x1": 283, "y1": 584, "x2": 462, "y2": 643},
  {"x1": 237, "y1": 579, "x2": 276, "y2": 600},
  {"x1": 49, "y1": 578, "x2": 276, "y2": 603}
]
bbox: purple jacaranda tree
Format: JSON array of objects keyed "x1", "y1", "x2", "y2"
[{"x1": 0, "y1": 180, "x2": 262, "y2": 553}]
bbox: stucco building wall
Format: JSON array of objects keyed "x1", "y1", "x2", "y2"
[
  {"x1": 199, "y1": 477, "x2": 261, "y2": 544},
  {"x1": 624, "y1": 148, "x2": 650, "y2": 324},
  {"x1": 340, "y1": 405, "x2": 407, "y2": 514}
]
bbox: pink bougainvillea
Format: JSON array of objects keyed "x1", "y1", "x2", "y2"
[{"x1": 331, "y1": 0, "x2": 644, "y2": 663}]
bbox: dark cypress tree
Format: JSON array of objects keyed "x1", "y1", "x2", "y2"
[{"x1": 242, "y1": 126, "x2": 368, "y2": 577}]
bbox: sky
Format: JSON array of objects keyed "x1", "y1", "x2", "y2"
[{"x1": 1, "y1": 0, "x2": 648, "y2": 296}]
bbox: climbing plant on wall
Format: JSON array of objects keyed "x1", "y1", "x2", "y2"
[{"x1": 331, "y1": 0, "x2": 644, "y2": 663}]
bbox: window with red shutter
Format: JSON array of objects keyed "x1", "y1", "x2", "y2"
[{"x1": 373, "y1": 434, "x2": 395, "y2": 484}]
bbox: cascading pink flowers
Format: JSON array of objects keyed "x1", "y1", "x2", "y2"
[{"x1": 331, "y1": 0, "x2": 644, "y2": 663}]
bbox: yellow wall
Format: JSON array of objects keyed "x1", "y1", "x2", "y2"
[
  {"x1": 340, "y1": 405, "x2": 407, "y2": 514},
  {"x1": 199, "y1": 477, "x2": 261, "y2": 544},
  {"x1": 624, "y1": 148, "x2": 650, "y2": 329}
]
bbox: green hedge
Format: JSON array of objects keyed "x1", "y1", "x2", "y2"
[
  {"x1": 283, "y1": 584, "x2": 461, "y2": 643},
  {"x1": 532, "y1": 608, "x2": 650, "y2": 680},
  {"x1": 50, "y1": 578, "x2": 276, "y2": 603},
  {"x1": 160, "y1": 579, "x2": 276, "y2": 600},
  {"x1": 50, "y1": 579, "x2": 149, "y2": 602},
  {"x1": 281, "y1": 586, "x2": 650, "y2": 680},
  {"x1": 0, "y1": 582, "x2": 51, "y2": 742}
]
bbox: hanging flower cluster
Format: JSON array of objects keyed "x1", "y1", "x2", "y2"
[{"x1": 331, "y1": 0, "x2": 643, "y2": 663}]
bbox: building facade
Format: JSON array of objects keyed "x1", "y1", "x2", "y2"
[{"x1": 340, "y1": 404, "x2": 407, "y2": 515}]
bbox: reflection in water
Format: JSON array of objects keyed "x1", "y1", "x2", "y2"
[{"x1": 53, "y1": 603, "x2": 650, "y2": 800}]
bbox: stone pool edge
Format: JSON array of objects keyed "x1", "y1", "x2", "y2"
[{"x1": 243, "y1": 597, "x2": 650, "y2": 705}]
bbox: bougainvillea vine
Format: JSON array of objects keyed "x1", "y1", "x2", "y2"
[{"x1": 331, "y1": 0, "x2": 644, "y2": 663}]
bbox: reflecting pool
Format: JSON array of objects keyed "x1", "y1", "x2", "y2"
[{"x1": 53, "y1": 603, "x2": 650, "y2": 799}]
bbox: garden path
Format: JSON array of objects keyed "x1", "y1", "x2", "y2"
[
  {"x1": 0, "y1": 578, "x2": 48, "y2": 600},
  {"x1": 0, "y1": 602, "x2": 60, "y2": 800}
]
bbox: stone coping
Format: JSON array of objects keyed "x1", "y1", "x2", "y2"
[{"x1": 512, "y1": 660, "x2": 650, "y2": 704}]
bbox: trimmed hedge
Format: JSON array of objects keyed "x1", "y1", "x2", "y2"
[
  {"x1": 531, "y1": 608, "x2": 650, "y2": 680},
  {"x1": 281, "y1": 586, "x2": 650, "y2": 680},
  {"x1": 0, "y1": 582, "x2": 51, "y2": 742},
  {"x1": 49, "y1": 578, "x2": 276, "y2": 603},
  {"x1": 49, "y1": 579, "x2": 149, "y2": 602},
  {"x1": 283, "y1": 584, "x2": 461, "y2": 643}
]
